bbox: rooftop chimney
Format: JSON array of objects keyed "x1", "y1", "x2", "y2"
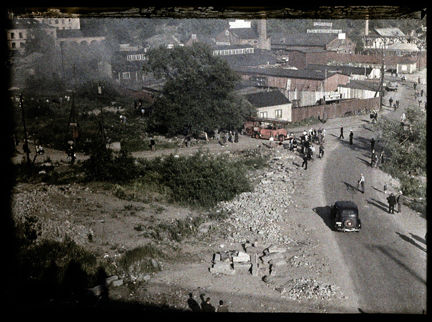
[{"x1": 365, "y1": 18, "x2": 369, "y2": 36}]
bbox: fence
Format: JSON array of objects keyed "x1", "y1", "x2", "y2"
[{"x1": 291, "y1": 97, "x2": 380, "y2": 123}]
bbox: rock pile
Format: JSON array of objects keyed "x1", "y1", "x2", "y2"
[
  {"x1": 209, "y1": 243, "x2": 293, "y2": 278},
  {"x1": 218, "y1": 149, "x2": 302, "y2": 245}
]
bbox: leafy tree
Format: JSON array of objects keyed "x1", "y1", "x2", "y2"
[{"x1": 143, "y1": 43, "x2": 255, "y2": 136}]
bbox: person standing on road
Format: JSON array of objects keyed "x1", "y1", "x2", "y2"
[
  {"x1": 387, "y1": 193, "x2": 397, "y2": 214},
  {"x1": 370, "y1": 137, "x2": 375, "y2": 152},
  {"x1": 397, "y1": 191, "x2": 403, "y2": 213},
  {"x1": 380, "y1": 150, "x2": 385, "y2": 165},
  {"x1": 389, "y1": 97, "x2": 393, "y2": 107},
  {"x1": 349, "y1": 130, "x2": 353, "y2": 145},
  {"x1": 339, "y1": 126, "x2": 344, "y2": 139},
  {"x1": 302, "y1": 154, "x2": 308, "y2": 170},
  {"x1": 319, "y1": 143, "x2": 324, "y2": 158},
  {"x1": 357, "y1": 173, "x2": 365, "y2": 193},
  {"x1": 371, "y1": 150, "x2": 376, "y2": 167},
  {"x1": 234, "y1": 130, "x2": 239, "y2": 143},
  {"x1": 414, "y1": 82, "x2": 417, "y2": 90},
  {"x1": 150, "y1": 137, "x2": 156, "y2": 151},
  {"x1": 384, "y1": 182, "x2": 388, "y2": 195}
]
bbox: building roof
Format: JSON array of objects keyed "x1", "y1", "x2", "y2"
[
  {"x1": 338, "y1": 80, "x2": 380, "y2": 91},
  {"x1": 221, "y1": 49, "x2": 278, "y2": 68},
  {"x1": 386, "y1": 42, "x2": 419, "y2": 52},
  {"x1": 271, "y1": 32, "x2": 337, "y2": 47},
  {"x1": 245, "y1": 90, "x2": 290, "y2": 107},
  {"x1": 233, "y1": 66, "x2": 334, "y2": 80},
  {"x1": 374, "y1": 27, "x2": 405, "y2": 37},
  {"x1": 230, "y1": 28, "x2": 258, "y2": 39},
  {"x1": 306, "y1": 64, "x2": 373, "y2": 76},
  {"x1": 56, "y1": 29, "x2": 104, "y2": 38}
]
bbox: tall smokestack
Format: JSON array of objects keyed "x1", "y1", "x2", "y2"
[
  {"x1": 257, "y1": 19, "x2": 267, "y2": 40},
  {"x1": 365, "y1": 18, "x2": 369, "y2": 36}
]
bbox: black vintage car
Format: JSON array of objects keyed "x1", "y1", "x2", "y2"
[{"x1": 331, "y1": 201, "x2": 361, "y2": 232}]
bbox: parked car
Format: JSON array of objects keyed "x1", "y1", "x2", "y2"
[
  {"x1": 331, "y1": 201, "x2": 361, "y2": 232},
  {"x1": 385, "y1": 82, "x2": 398, "y2": 91}
]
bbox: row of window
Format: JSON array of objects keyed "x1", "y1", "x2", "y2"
[
  {"x1": 10, "y1": 42, "x2": 25, "y2": 49},
  {"x1": 9, "y1": 32, "x2": 24, "y2": 39},
  {"x1": 259, "y1": 109, "x2": 283, "y2": 118},
  {"x1": 213, "y1": 48, "x2": 254, "y2": 56}
]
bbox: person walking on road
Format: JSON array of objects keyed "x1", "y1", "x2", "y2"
[
  {"x1": 370, "y1": 137, "x2": 375, "y2": 152},
  {"x1": 389, "y1": 97, "x2": 393, "y2": 107},
  {"x1": 387, "y1": 193, "x2": 397, "y2": 214},
  {"x1": 383, "y1": 182, "x2": 388, "y2": 195},
  {"x1": 339, "y1": 126, "x2": 344, "y2": 139},
  {"x1": 349, "y1": 130, "x2": 353, "y2": 145},
  {"x1": 397, "y1": 191, "x2": 403, "y2": 213},
  {"x1": 357, "y1": 173, "x2": 365, "y2": 193},
  {"x1": 200, "y1": 295, "x2": 215, "y2": 312},
  {"x1": 319, "y1": 143, "x2": 324, "y2": 158},
  {"x1": 302, "y1": 154, "x2": 308, "y2": 170}
]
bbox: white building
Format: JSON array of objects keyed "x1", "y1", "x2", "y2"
[{"x1": 34, "y1": 17, "x2": 80, "y2": 30}]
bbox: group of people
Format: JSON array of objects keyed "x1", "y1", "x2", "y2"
[
  {"x1": 296, "y1": 127, "x2": 326, "y2": 170},
  {"x1": 215, "y1": 130, "x2": 239, "y2": 146},
  {"x1": 187, "y1": 293, "x2": 229, "y2": 312},
  {"x1": 386, "y1": 190, "x2": 404, "y2": 214}
]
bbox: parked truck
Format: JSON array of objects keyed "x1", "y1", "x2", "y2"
[{"x1": 243, "y1": 117, "x2": 289, "y2": 141}]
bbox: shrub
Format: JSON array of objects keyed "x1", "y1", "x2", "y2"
[
  {"x1": 138, "y1": 152, "x2": 252, "y2": 208},
  {"x1": 118, "y1": 244, "x2": 165, "y2": 275}
]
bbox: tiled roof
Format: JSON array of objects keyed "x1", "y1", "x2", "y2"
[
  {"x1": 220, "y1": 50, "x2": 277, "y2": 67},
  {"x1": 339, "y1": 80, "x2": 380, "y2": 91},
  {"x1": 233, "y1": 66, "x2": 331, "y2": 80},
  {"x1": 271, "y1": 32, "x2": 337, "y2": 47},
  {"x1": 306, "y1": 64, "x2": 373, "y2": 76},
  {"x1": 57, "y1": 29, "x2": 104, "y2": 38},
  {"x1": 245, "y1": 90, "x2": 291, "y2": 107},
  {"x1": 374, "y1": 27, "x2": 405, "y2": 37},
  {"x1": 230, "y1": 28, "x2": 259, "y2": 39}
]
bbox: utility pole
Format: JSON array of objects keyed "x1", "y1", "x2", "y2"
[
  {"x1": 374, "y1": 40, "x2": 385, "y2": 112},
  {"x1": 68, "y1": 64, "x2": 78, "y2": 146},
  {"x1": 19, "y1": 93, "x2": 31, "y2": 166},
  {"x1": 97, "y1": 82, "x2": 107, "y2": 147}
]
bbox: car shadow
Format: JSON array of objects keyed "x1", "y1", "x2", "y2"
[
  {"x1": 313, "y1": 206, "x2": 333, "y2": 231},
  {"x1": 396, "y1": 232, "x2": 426, "y2": 252}
]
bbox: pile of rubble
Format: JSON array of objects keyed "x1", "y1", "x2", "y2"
[
  {"x1": 218, "y1": 150, "x2": 303, "y2": 245},
  {"x1": 209, "y1": 243, "x2": 296, "y2": 278}
]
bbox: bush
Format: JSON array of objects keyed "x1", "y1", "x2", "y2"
[
  {"x1": 138, "y1": 152, "x2": 252, "y2": 208},
  {"x1": 119, "y1": 244, "x2": 165, "y2": 275}
]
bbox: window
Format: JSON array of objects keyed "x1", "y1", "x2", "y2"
[
  {"x1": 122, "y1": 72, "x2": 131, "y2": 79},
  {"x1": 19, "y1": 32, "x2": 23, "y2": 38},
  {"x1": 259, "y1": 111, "x2": 268, "y2": 118},
  {"x1": 12, "y1": 42, "x2": 16, "y2": 48},
  {"x1": 10, "y1": 32, "x2": 14, "y2": 39},
  {"x1": 275, "y1": 109, "x2": 283, "y2": 118}
]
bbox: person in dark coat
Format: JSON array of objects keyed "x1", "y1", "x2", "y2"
[
  {"x1": 370, "y1": 137, "x2": 375, "y2": 152},
  {"x1": 201, "y1": 297, "x2": 215, "y2": 312},
  {"x1": 187, "y1": 293, "x2": 201, "y2": 312},
  {"x1": 349, "y1": 130, "x2": 353, "y2": 145},
  {"x1": 217, "y1": 300, "x2": 229, "y2": 312},
  {"x1": 319, "y1": 144, "x2": 324, "y2": 158},
  {"x1": 339, "y1": 126, "x2": 344, "y2": 139},
  {"x1": 387, "y1": 193, "x2": 397, "y2": 214},
  {"x1": 302, "y1": 154, "x2": 308, "y2": 170}
]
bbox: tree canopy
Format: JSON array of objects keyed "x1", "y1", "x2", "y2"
[{"x1": 143, "y1": 43, "x2": 255, "y2": 136}]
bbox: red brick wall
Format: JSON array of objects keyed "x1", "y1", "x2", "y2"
[{"x1": 291, "y1": 97, "x2": 380, "y2": 123}]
